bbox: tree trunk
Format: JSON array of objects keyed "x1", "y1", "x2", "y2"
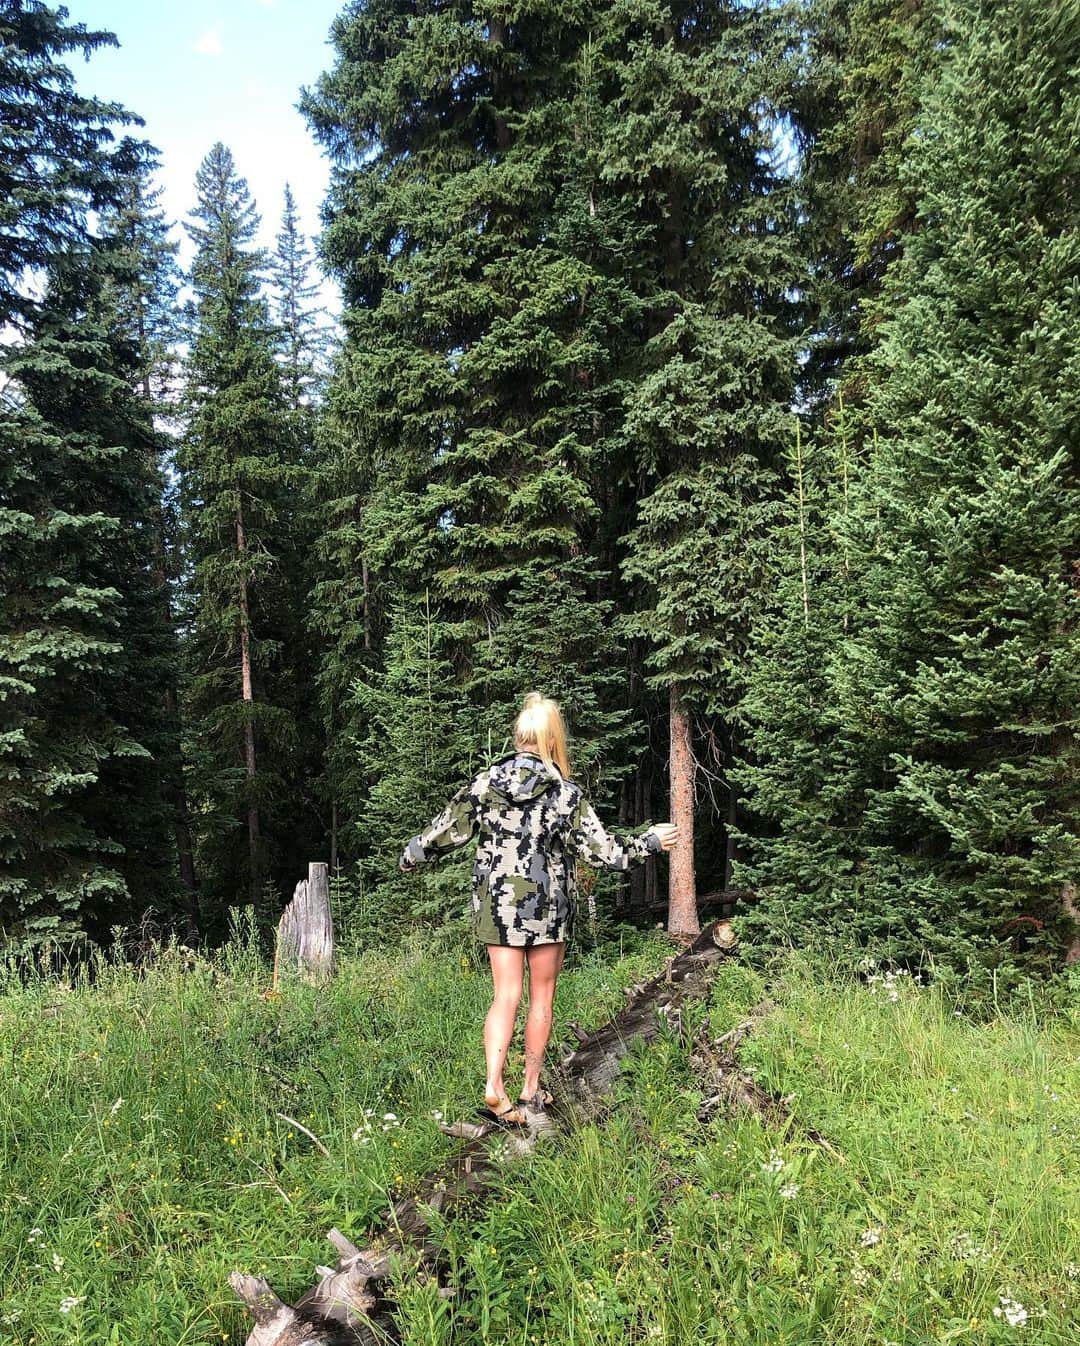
[
  {"x1": 724, "y1": 769, "x2": 737, "y2": 893},
  {"x1": 1063, "y1": 881, "x2": 1080, "y2": 966},
  {"x1": 361, "y1": 556, "x2": 371, "y2": 651},
  {"x1": 236, "y1": 502, "x2": 261, "y2": 903},
  {"x1": 668, "y1": 687, "x2": 699, "y2": 939}
]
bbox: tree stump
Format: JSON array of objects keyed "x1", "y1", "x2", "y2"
[{"x1": 276, "y1": 862, "x2": 335, "y2": 986}]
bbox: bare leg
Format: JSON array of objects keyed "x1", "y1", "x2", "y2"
[
  {"x1": 521, "y1": 942, "x2": 565, "y2": 1099},
  {"x1": 484, "y1": 946, "x2": 525, "y2": 1102}
]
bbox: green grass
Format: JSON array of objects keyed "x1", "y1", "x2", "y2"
[{"x1": 2, "y1": 916, "x2": 1078, "y2": 1344}]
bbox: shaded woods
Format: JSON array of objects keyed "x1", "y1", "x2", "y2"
[{"x1": 1, "y1": 0, "x2": 1078, "y2": 987}]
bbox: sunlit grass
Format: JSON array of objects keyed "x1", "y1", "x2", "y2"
[{"x1": 2, "y1": 918, "x2": 1078, "y2": 1344}]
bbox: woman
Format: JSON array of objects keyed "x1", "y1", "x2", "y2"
[{"x1": 399, "y1": 691, "x2": 679, "y2": 1126}]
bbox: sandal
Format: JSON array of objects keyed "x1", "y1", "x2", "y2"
[
  {"x1": 517, "y1": 1088, "x2": 553, "y2": 1109},
  {"x1": 477, "y1": 1094, "x2": 528, "y2": 1127}
]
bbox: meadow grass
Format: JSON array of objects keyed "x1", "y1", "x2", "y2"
[
  {"x1": 396, "y1": 959, "x2": 1080, "y2": 1345},
  {"x1": 1, "y1": 915, "x2": 1077, "y2": 1345}
]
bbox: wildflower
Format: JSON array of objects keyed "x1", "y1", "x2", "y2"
[
  {"x1": 992, "y1": 1294, "x2": 1028, "y2": 1328},
  {"x1": 780, "y1": 1183, "x2": 800, "y2": 1200},
  {"x1": 850, "y1": 1259, "x2": 870, "y2": 1286},
  {"x1": 27, "y1": 1227, "x2": 43, "y2": 1244},
  {"x1": 760, "y1": 1150, "x2": 784, "y2": 1174},
  {"x1": 58, "y1": 1296, "x2": 83, "y2": 1314},
  {"x1": 109, "y1": 1097, "x2": 123, "y2": 1115},
  {"x1": 949, "y1": 1231, "x2": 990, "y2": 1263},
  {"x1": 52, "y1": 1252, "x2": 65, "y2": 1273},
  {"x1": 383, "y1": 1112, "x2": 399, "y2": 1123},
  {"x1": 430, "y1": 1109, "x2": 443, "y2": 1121},
  {"x1": 859, "y1": 1227, "x2": 882, "y2": 1247},
  {"x1": 1064, "y1": 1263, "x2": 1079, "y2": 1280}
]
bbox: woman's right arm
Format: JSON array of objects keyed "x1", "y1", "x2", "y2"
[
  {"x1": 399, "y1": 784, "x2": 478, "y2": 871},
  {"x1": 568, "y1": 796, "x2": 669, "y2": 870}
]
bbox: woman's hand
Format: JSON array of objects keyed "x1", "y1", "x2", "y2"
[{"x1": 651, "y1": 823, "x2": 680, "y2": 851}]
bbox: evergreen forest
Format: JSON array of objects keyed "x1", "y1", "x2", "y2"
[{"x1": 2, "y1": 0, "x2": 1079, "y2": 988}]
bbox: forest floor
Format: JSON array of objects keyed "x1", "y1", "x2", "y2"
[{"x1": 2, "y1": 914, "x2": 1079, "y2": 1345}]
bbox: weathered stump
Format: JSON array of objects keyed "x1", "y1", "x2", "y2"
[
  {"x1": 231, "y1": 921, "x2": 737, "y2": 1345},
  {"x1": 276, "y1": 862, "x2": 335, "y2": 986}
]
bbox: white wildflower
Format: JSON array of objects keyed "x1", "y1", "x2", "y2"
[
  {"x1": 780, "y1": 1183, "x2": 800, "y2": 1200},
  {"x1": 431, "y1": 1109, "x2": 443, "y2": 1121},
  {"x1": 58, "y1": 1296, "x2": 83, "y2": 1315},
  {"x1": 383, "y1": 1112, "x2": 398, "y2": 1122},
  {"x1": 27, "y1": 1227, "x2": 43, "y2": 1244},
  {"x1": 949, "y1": 1231, "x2": 990, "y2": 1264},
  {"x1": 1064, "y1": 1263, "x2": 1079, "y2": 1280},
  {"x1": 51, "y1": 1252, "x2": 64, "y2": 1273},
  {"x1": 109, "y1": 1097, "x2": 124, "y2": 1115},
  {"x1": 850, "y1": 1259, "x2": 870, "y2": 1286},
  {"x1": 859, "y1": 1227, "x2": 882, "y2": 1247},
  {"x1": 760, "y1": 1150, "x2": 784, "y2": 1174},
  {"x1": 992, "y1": 1294, "x2": 1028, "y2": 1328}
]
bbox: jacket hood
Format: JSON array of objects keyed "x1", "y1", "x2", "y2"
[{"x1": 482, "y1": 751, "x2": 561, "y2": 803}]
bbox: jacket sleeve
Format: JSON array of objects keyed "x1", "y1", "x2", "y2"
[
  {"x1": 400, "y1": 785, "x2": 478, "y2": 869},
  {"x1": 567, "y1": 796, "x2": 661, "y2": 871}
]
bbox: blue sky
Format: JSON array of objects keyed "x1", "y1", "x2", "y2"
[{"x1": 71, "y1": 0, "x2": 346, "y2": 291}]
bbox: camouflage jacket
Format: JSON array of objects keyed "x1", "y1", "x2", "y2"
[{"x1": 399, "y1": 750, "x2": 662, "y2": 945}]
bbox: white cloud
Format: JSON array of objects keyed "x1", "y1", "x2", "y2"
[{"x1": 193, "y1": 26, "x2": 223, "y2": 57}]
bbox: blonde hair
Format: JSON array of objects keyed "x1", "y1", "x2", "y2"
[{"x1": 514, "y1": 691, "x2": 573, "y2": 780}]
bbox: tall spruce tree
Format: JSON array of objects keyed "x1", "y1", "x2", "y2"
[
  {"x1": 0, "y1": 4, "x2": 178, "y2": 946},
  {"x1": 738, "y1": 0, "x2": 1080, "y2": 975},
  {"x1": 179, "y1": 144, "x2": 302, "y2": 917},
  {"x1": 303, "y1": 2, "x2": 642, "y2": 899},
  {"x1": 97, "y1": 157, "x2": 200, "y2": 933},
  {"x1": 588, "y1": 0, "x2": 805, "y2": 936},
  {"x1": 271, "y1": 182, "x2": 326, "y2": 415}
]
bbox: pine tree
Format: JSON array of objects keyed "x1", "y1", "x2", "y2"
[
  {"x1": 794, "y1": 0, "x2": 943, "y2": 401},
  {"x1": 96, "y1": 155, "x2": 197, "y2": 919},
  {"x1": 738, "y1": 0, "x2": 1080, "y2": 975},
  {"x1": 0, "y1": 4, "x2": 177, "y2": 947},
  {"x1": 588, "y1": 0, "x2": 805, "y2": 937},
  {"x1": 346, "y1": 591, "x2": 474, "y2": 934},
  {"x1": 270, "y1": 182, "x2": 326, "y2": 415},
  {"x1": 0, "y1": 0, "x2": 131, "y2": 327},
  {"x1": 179, "y1": 143, "x2": 301, "y2": 917},
  {"x1": 731, "y1": 409, "x2": 868, "y2": 952},
  {"x1": 302, "y1": 2, "x2": 642, "y2": 876}
]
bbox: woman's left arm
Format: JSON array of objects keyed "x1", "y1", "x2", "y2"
[{"x1": 399, "y1": 785, "x2": 478, "y2": 871}]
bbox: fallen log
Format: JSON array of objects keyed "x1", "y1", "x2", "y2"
[
  {"x1": 688, "y1": 999, "x2": 846, "y2": 1161},
  {"x1": 229, "y1": 920, "x2": 738, "y2": 1345}
]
